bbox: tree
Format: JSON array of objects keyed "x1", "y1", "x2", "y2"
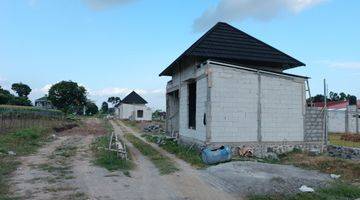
[
  {"x1": 152, "y1": 109, "x2": 165, "y2": 120},
  {"x1": 11, "y1": 83, "x2": 31, "y2": 97},
  {"x1": 108, "y1": 97, "x2": 121, "y2": 106},
  {"x1": 307, "y1": 91, "x2": 356, "y2": 104},
  {"x1": 100, "y1": 102, "x2": 109, "y2": 114},
  {"x1": 329, "y1": 91, "x2": 340, "y2": 102},
  {"x1": 0, "y1": 86, "x2": 14, "y2": 104},
  {"x1": 85, "y1": 101, "x2": 99, "y2": 116},
  {"x1": 348, "y1": 95, "x2": 357, "y2": 105},
  {"x1": 307, "y1": 94, "x2": 329, "y2": 103},
  {"x1": 48, "y1": 81, "x2": 87, "y2": 113},
  {"x1": 108, "y1": 107, "x2": 115, "y2": 115},
  {"x1": 9, "y1": 97, "x2": 32, "y2": 106},
  {"x1": 339, "y1": 92, "x2": 347, "y2": 101}
]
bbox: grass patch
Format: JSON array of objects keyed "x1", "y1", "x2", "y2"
[
  {"x1": 249, "y1": 182, "x2": 360, "y2": 200},
  {"x1": 329, "y1": 133, "x2": 360, "y2": 148},
  {"x1": 0, "y1": 127, "x2": 51, "y2": 155},
  {"x1": 143, "y1": 134, "x2": 206, "y2": 168},
  {"x1": 125, "y1": 133, "x2": 178, "y2": 175},
  {"x1": 0, "y1": 127, "x2": 52, "y2": 199},
  {"x1": 53, "y1": 143, "x2": 78, "y2": 158},
  {"x1": 121, "y1": 120, "x2": 141, "y2": 132},
  {"x1": 91, "y1": 135, "x2": 134, "y2": 172},
  {"x1": 66, "y1": 192, "x2": 88, "y2": 200}
]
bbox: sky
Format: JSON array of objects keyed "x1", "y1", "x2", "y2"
[{"x1": 0, "y1": 0, "x2": 359, "y2": 110}]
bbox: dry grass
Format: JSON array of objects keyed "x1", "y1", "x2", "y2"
[
  {"x1": 329, "y1": 133, "x2": 360, "y2": 148},
  {"x1": 280, "y1": 152, "x2": 360, "y2": 183}
]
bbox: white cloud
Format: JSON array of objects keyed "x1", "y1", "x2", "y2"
[
  {"x1": 316, "y1": 60, "x2": 360, "y2": 69},
  {"x1": 193, "y1": 0, "x2": 326, "y2": 32},
  {"x1": 31, "y1": 84, "x2": 52, "y2": 95},
  {"x1": 327, "y1": 61, "x2": 360, "y2": 69},
  {"x1": 89, "y1": 87, "x2": 164, "y2": 97},
  {"x1": 83, "y1": 0, "x2": 137, "y2": 10}
]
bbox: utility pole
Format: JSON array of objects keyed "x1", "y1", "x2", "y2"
[
  {"x1": 323, "y1": 79, "x2": 328, "y2": 145},
  {"x1": 356, "y1": 106, "x2": 359, "y2": 134}
]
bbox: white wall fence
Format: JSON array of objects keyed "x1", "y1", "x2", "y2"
[{"x1": 328, "y1": 105, "x2": 359, "y2": 133}]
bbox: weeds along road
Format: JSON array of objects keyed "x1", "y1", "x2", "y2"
[{"x1": 9, "y1": 118, "x2": 235, "y2": 200}]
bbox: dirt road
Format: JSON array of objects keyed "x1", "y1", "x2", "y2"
[
  {"x1": 113, "y1": 120, "x2": 236, "y2": 200},
  {"x1": 10, "y1": 119, "x2": 235, "y2": 200},
  {"x1": 10, "y1": 118, "x2": 331, "y2": 200}
]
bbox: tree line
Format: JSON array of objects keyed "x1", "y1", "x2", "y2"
[
  {"x1": 0, "y1": 83, "x2": 32, "y2": 106},
  {"x1": 307, "y1": 91, "x2": 357, "y2": 105},
  {"x1": 0, "y1": 81, "x2": 99, "y2": 116}
]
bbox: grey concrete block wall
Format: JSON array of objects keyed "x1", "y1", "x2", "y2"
[
  {"x1": 328, "y1": 106, "x2": 359, "y2": 133},
  {"x1": 209, "y1": 63, "x2": 306, "y2": 143},
  {"x1": 304, "y1": 107, "x2": 324, "y2": 142},
  {"x1": 168, "y1": 60, "x2": 310, "y2": 145},
  {"x1": 329, "y1": 110, "x2": 346, "y2": 133}
]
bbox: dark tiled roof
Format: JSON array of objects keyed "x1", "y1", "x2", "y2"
[
  {"x1": 35, "y1": 96, "x2": 49, "y2": 102},
  {"x1": 160, "y1": 22, "x2": 305, "y2": 76},
  {"x1": 121, "y1": 91, "x2": 148, "y2": 104}
]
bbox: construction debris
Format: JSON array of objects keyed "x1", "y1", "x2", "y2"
[
  {"x1": 143, "y1": 124, "x2": 164, "y2": 134},
  {"x1": 108, "y1": 132, "x2": 128, "y2": 159},
  {"x1": 238, "y1": 146, "x2": 253, "y2": 157},
  {"x1": 7, "y1": 151, "x2": 16, "y2": 156},
  {"x1": 330, "y1": 174, "x2": 341, "y2": 179},
  {"x1": 308, "y1": 149, "x2": 320, "y2": 156},
  {"x1": 299, "y1": 185, "x2": 314, "y2": 193}
]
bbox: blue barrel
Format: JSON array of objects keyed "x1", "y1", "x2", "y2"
[{"x1": 201, "y1": 146, "x2": 232, "y2": 165}]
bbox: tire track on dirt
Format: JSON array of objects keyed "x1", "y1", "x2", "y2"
[{"x1": 116, "y1": 120, "x2": 237, "y2": 200}]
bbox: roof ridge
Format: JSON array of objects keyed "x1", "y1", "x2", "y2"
[
  {"x1": 186, "y1": 22, "x2": 227, "y2": 55},
  {"x1": 159, "y1": 22, "x2": 305, "y2": 76},
  {"x1": 160, "y1": 22, "x2": 224, "y2": 76},
  {"x1": 121, "y1": 91, "x2": 148, "y2": 104}
]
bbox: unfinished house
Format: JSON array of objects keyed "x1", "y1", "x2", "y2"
[
  {"x1": 115, "y1": 91, "x2": 152, "y2": 121},
  {"x1": 161, "y1": 22, "x2": 314, "y2": 148}
]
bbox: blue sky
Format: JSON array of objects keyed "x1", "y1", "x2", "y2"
[{"x1": 0, "y1": 0, "x2": 359, "y2": 110}]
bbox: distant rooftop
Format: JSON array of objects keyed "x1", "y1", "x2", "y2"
[
  {"x1": 121, "y1": 91, "x2": 148, "y2": 104},
  {"x1": 35, "y1": 96, "x2": 49, "y2": 102},
  {"x1": 313, "y1": 100, "x2": 360, "y2": 110}
]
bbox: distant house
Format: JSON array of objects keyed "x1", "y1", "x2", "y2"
[
  {"x1": 34, "y1": 96, "x2": 54, "y2": 109},
  {"x1": 115, "y1": 91, "x2": 152, "y2": 121},
  {"x1": 160, "y1": 22, "x2": 311, "y2": 146}
]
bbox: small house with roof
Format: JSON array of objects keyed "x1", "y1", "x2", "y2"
[
  {"x1": 115, "y1": 91, "x2": 152, "y2": 121},
  {"x1": 34, "y1": 96, "x2": 54, "y2": 109},
  {"x1": 160, "y1": 22, "x2": 311, "y2": 147}
]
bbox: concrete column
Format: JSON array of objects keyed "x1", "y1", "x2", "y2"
[
  {"x1": 205, "y1": 66, "x2": 212, "y2": 144},
  {"x1": 345, "y1": 107, "x2": 349, "y2": 133},
  {"x1": 257, "y1": 72, "x2": 262, "y2": 142}
]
